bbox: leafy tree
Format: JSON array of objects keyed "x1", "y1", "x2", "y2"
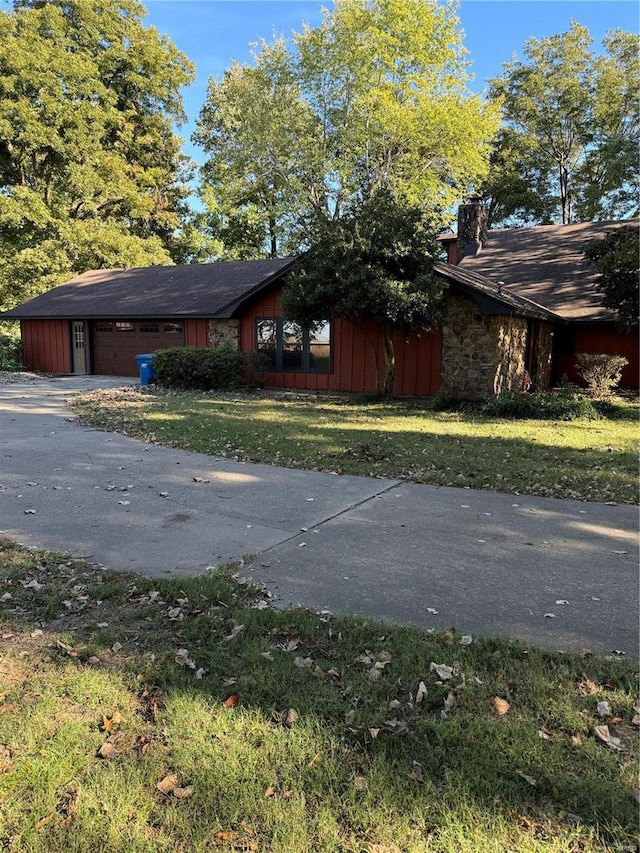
[
  {"x1": 486, "y1": 23, "x2": 639, "y2": 226},
  {"x1": 585, "y1": 224, "x2": 639, "y2": 333},
  {"x1": 0, "y1": 0, "x2": 195, "y2": 310},
  {"x1": 281, "y1": 191, "x2": 445, "y2": 394},
  {"x1": 195, "y1": 0, "x2": 500, "y2": 258}
]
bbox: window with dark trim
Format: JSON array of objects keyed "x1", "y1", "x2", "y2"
[
  {"x1": 115, "y1": 321, "x2": 135, "y2": 332},
  {"x1": 256, "y1": 318, "x2": 331, "y2": 372},
  {"x1": 140, "y1": 322, "x2": 160, "y2": 333},
  {"x1": 94, "y1": 322, "x2": 113, "y2": 332}
]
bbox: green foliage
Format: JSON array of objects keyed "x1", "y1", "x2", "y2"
[
  {"x1": 435, "y1": 387, "x2": 598, "y2": 421},
  {"x1": 282, "y1": 191, "x2": 445, "y2": 393},
  {"x1": 0, "y1": 0, "x2": 195, "y2": 310},
  {"x1": 486, "y1": 24, "x2": 639, "y2": 225},
  {"x1": 152, "y1": 345, "x2": 268, "y2": 392},
  {"x1": 153, "y1": 345, "x2": 246, "y2": 391},
  {"x1": 585, "y1": 225, "x2": 640, "y2": 333},
  {"x1": 575, "y1": 353, "x2": 630, "y2": 399},
  {"x1": 0, "y1": 323, "x2": 23, "y2": 370},
  {"x1": 194, "y1": 0, "x2": 500, "y2": 257}
]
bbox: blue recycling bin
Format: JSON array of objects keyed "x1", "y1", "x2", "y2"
[{"x1": 135, "y1": 353, "x2": 157, "y2": 385}]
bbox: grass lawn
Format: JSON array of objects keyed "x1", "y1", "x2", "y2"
[
  {"x1": 0, "y1": 539, "x2": 638, "y2": 853},
  {"x1": 72, "y1": 388, "x2": 639, "y2": 504}
]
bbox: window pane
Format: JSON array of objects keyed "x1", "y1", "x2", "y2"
[
  {"x1": 309, "y1": 321, "x2": 331, "y2": 370},
  {"x1": 115, "y1": 322, "x2": 135, "y2": 332},
  {"x1": 283, "y1": 320, "x2": 303, "y2": 370},
  {"x1": 140, "y1": 322, "x2": 160, "y2": 333},
  {"x1": 95, "y1": 322, "x2": 113, "y2": 332},
  {"x1": 256, "y1": 319, "x2": 277, "y2": 369},
  {"x1": 163, "y1": 323, "x2": 183, "y2": 334}
]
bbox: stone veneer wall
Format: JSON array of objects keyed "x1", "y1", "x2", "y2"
[
  {"x1": 209, "y1": 319, "x2": 239, "y2": 349},
  {"x1": 441, "y1": 292, "x2": 528, "y2": 397}
]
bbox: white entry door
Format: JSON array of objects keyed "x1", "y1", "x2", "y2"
[{"x1": 72, "y1": 321, "x2": 86, "y2": 374}]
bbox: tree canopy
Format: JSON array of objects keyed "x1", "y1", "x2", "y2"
[
  {"x1": 585, "y1": 225, "x2": 639, "y2": 334},
  {"x1": 0, "y1": 0, "x2": 195, "y2": 310},
  {"x1": 281, "y1": 191, "x2": 445, "y2": 393},
  {"x1": 194, "y1": 0, "x2": 500, "y2": 258},
  {"x1": 484, "y1": 23, "x2": 639, "y2": 226}
]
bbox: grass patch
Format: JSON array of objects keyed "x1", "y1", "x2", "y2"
[
  {"x1": 0, "y1": 538, "x2": 638, "y2": 852},
  {"x1": 72, "y1": 387, "x2": 640, "y2": 504}
]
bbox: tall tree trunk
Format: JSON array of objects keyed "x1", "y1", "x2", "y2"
[
  {"x1": 357, "y1": 319, "x2": 380, "y2": 392},
  {"x1": 383, "y1": 328, "x2": 395, "y2": 395},
  {"x1": 269, "y1": 216, "x2": 277, "y2": 258}
]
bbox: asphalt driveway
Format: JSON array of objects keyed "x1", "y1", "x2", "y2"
[{"x1": 1, "y1": 376, "x2": 638, "y2": 656}]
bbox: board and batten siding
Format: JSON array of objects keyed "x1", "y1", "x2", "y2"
[
  {"x1": 239, "y1": 287, "x2": 442, "y2": 396},
  {"x1": 21, "y1": 319, "x2": 71, "y2": 374},
  {"x1": 184, "y1": 319, "x2": 209, "y2": 348},
  {"x1": 553, "y1": 324, "x2": 639, "y2": 390}
]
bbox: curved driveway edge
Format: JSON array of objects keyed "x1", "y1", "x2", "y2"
[{"x1": 1, "y1": 376, "x2": 638, "y2": 656}]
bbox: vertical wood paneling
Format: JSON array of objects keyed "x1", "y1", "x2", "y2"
[
  {"x1": 553, "y1": 324, "x2": 639, "y2": 390},
  {"x1": 21, "y1": 320, "x2": 71, "y2": 373},
  {"x1": 184, "y1": 319, "x2": 209, "y2": 348},
  {"x1": 237, "y1": 285, "x2": 442, "y2": 396}
]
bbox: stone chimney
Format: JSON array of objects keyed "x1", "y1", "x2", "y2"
[{"x1": 457, "y1": 197, "x2": 489, "y2": 262}]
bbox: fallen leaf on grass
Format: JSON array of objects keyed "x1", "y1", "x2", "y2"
[
  {"x1": 224, "y1": 695, "x2": 239, "y2": 709},
  {"x1": 213, "y1": 831, "x2": 258, "y2": 851},
  {"x1": 408, "y1": 761, "x2": 424, "y2": 783},
  {"x1": 517, "y1": 771, "x2": 537, "y2": 786},
  {"x1": 594, "y1": 724, "x2": 623, "y2": 750},
  {"x1": 443, "y1": 692, "x2": 456, "y2": 715},
  {"x1": 156, "y1": 773, "x2": 180, "y2": 794},
  {"x1": 416, "y1": 681, "x2": 427, "y2": 704},
  {"x1": 34, "y1": 811, "x2": 56, "y2": 830},
  {"x1": 597, "y1": 700, "x2": 611, "y2": 717},
  {"x1": 344, "y1": 709, "x2": 356, "y2": 726},
  {"x1": 429, "y1": 662, "x2": 453, "y2": 681},
  {"x1": 492, "y1": 697, "x2": 510, "y2": 716},
  {"x1": 459, "y1": 635, "x2": 473, "y2": 646},
  {"x1": 264, "y1": 785, "x2": 276, "y2": 798},
  {"x1": 284, "y1": 708, "x2": 299, "y2": 728},
  {"x1": 294, "y1": 656, "x2": 313, "y2": 669},
  {"x1": 101, "y1": 712, "x2": 125, "y2": 732},
  {"x1": 354, "y1": 776, "x2": 368, "y2": 791},
  {"x1": 173, "y1": 785, "x2": 194, "y2": 800}
]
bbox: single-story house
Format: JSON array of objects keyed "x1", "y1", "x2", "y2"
[
  {"x1": 2, "y1": 201, "x2": 637, "y2": 395},
  {"x1": 440, "y1": 203, "x2": 639, "y2": 390}
]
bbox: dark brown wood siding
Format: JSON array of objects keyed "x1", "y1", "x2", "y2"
[
  {"x1": 21, "y1": 320, "x2": 71, "y2": 373},
  {"x1": 239, "y1": 287, "x2": 442, "y2": 396},
  {"x1": 552, "y1": 324, "x2": 639, "y2": 390}
]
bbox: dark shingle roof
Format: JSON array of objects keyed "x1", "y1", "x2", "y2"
[
  {"x1": 433, "y1": 261, "x2": 560, "y2": 321},
  {"x1": 1, "y1": 258, "x2": 299, "y2": 320},
  {"x1": 457, "y1": 220, "x2": 638, "y2": 321}
]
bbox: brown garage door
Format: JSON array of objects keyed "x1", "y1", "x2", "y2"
[{"x1": 91, "y1": 320, "x2": 185, "y2": 376}]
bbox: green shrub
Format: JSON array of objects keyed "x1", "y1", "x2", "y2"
[
  {"x1": 154, "y1": 344, "x2": 244, "y2": 391},
  {"x1": 430, "y1": 388, "x2": 481, "y2": 413},
  {"x1": 482, "y1": 388, "x2": 597, "y2": 420},
  {"x1": 575, "y1": 353, "x2": 629, "y2": 399},
  {"x1": 0, "y1": 325, "x2": 23, "y2": 371}
]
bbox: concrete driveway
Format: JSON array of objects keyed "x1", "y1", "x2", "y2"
[{"x1": 1, "y1": 376, "x2": 638, "y2": 656}]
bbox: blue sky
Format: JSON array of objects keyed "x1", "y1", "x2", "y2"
[{"x1": 143, "y1": 0, "x2": 639, "y2": 169}]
